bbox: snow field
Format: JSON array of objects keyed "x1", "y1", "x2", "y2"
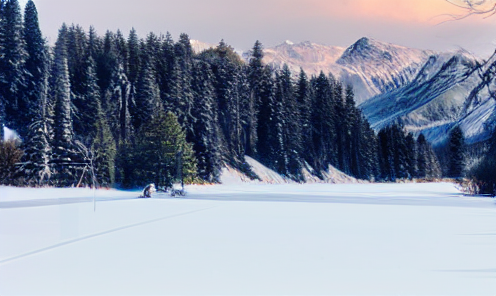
[{"x1": 1, "y1": 183, "x2": 495, "y2": 295}]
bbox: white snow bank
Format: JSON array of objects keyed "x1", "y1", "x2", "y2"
[
  {"x1": 0, "y1": 186, "x2": 137, "y2": 202},
  {"x1": 0, "y1": 183, "x2": 495, "y2": 295},
  {"x1": 220, "y1": 156, "x2": 360, "y2": 184},
  {"x1": 220, "y1": 157, "x2": 294, "y2": 184}
]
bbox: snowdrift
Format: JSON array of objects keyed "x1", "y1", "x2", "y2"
[{"x1": 220, "y1": 156, "x2": 361, "y2": 184}]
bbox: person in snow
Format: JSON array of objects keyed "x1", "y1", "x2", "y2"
[{"x1": 142, "y1": 183, "x2": 156, "y2": 198}]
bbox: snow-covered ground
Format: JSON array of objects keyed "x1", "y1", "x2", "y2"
[{"x1": 1, "y1": 182, "x2": 495, "y2": 295}]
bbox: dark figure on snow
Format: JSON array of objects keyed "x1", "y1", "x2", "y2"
[{"x1": 142, "y1": 183, "x2": 156, "y2": 198}]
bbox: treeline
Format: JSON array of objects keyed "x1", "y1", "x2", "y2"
[{"x1": 0, "y1": 0, "x2": 444, "y2": 187}]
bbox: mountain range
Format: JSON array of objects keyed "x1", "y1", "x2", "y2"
[
  {"x1": 243, "y1": 38, "x2": 496, "y2": 146},
  {"x1": 192, "y1": 38, "x2": 495, "y2": 147}
]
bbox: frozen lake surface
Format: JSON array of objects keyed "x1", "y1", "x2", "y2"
[{"x1": 1, "y1": 183, "x2": 495, "y2": 295}]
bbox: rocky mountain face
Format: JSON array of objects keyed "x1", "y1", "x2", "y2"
[{"x1": 361, "y1": 50, "x2": 496, "y2": 146}]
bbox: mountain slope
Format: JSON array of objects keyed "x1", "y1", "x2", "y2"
[
  {"x1": 360, "y1": 50, "x2": 496, "y2": 146},
  {"x1": 336, "y1": 38, "x2": 434, "y2": 104},
  {"x1": 253, "y1": 38, "x2": 433, "y2": 104}
]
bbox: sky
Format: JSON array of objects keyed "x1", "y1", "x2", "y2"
[{"x1": 19, "y1": 0, "x2": 496, "y2": 58}]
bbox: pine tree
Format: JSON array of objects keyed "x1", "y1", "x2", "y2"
[
  {"x1": 126, "y1": 28, "x2": 140, "y2": 84},
  {"x1": 358, "y1": 115, "x2": 379, "y2": 180},
  {"x1": 447, "y1": 125, "x2": 465, "y2": 178},
  {"x1": 0, "y1": 0, "x2": 5, "y2": 141},
  {"x1": 274, "y1": 64, "x2": 302, "y2": 180},
  {"x1": 96, "y1": 31, "x2": 119, "y2": 103},
  {"x1": 158, "y1": 32, "x2": 175, "y2": 104},
  {"x1": 132, "y1": 58, "x2": 161, "y2": 131},
  {"x1": 416, "y1": 134, "x2": 428, "y2": 178},
  {"x1": 21, "y1": 111, "x2": 51, "y2": 185},
  {"x1": 87, "y1": 26, "x2": 100, "y2": 62},
  {"x1": 170, "y1": 33, "x2": 195, "y2": 138},
  {"x1": 104, "y1": 62, "x2": 132, "y2": 146},
  {"x1": 50, "y1": 24, "x2": 81, "y2": 186},
  {"x1": 131, "y1": 111, "x2": 197, "y2": 187},
  {"x1": 0, "y1": 0, "x2": 27, "y2": 135},
  {"x1": 191, "y1": 60, "x2": 222, "y2": 182},
  {"x1": 19, "y1": 0, "x2": 51, "y2": 185},
  {"x1": 343, "y1": 85, "x2": 356, "y2": 175},
  {"x1": 311, "y1": 72, "x2": 336, "y2": 172},
  {"x1": 66, "y1": 25, "x2": 87, "y2": 101},
  {"x1": 78, "y1": 56, "x2": 102, "y2": 142},
  {"x1": 246, "y1": 40, "x2": 265, "y2": 156},
  {"x1": 255, "y1": 66, "x2": 275, "y2": 166},
  {"x1": 296, "y1": 68, "x2": 313, "y2": 168},
  {"x1": 405, "y1": 132, "x2": 416, "y2": 179},
  {"x1": 21, "y1": 0, "x2": 47, "y2": 139},
  {"x1": 469, "y1": 128, "x2": 496, "y2": 195},
  {"x1": 91, "y1": 99, "x2": 116, "y2": 187},
  {"x1": 211, "y1": 42, "x2": 246, "y2": 164}
]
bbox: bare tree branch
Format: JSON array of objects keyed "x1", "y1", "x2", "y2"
[{"x1": 438, "y1": 0, "x2": 496, "y2": 24}]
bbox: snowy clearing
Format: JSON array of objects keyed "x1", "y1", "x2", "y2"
[{"x1": 1, "y1": 183, "x2": 495, "y2": 295}]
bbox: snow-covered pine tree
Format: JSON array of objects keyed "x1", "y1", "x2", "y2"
[
  {"x1": 296, "y1": 68, "x2": 313, "y2": 170},
  {"x1": 254, "y1": 67, "x2": 275, "y2": 167},
  {"x1": 245, "y1": 40, "x2": 265, "y2": 157},
  {"x1": 158, "y1": 32, "x2": 175, "y2": 105},
  {"x1": 143, "y1": 32, "x2": 161, "y2": 77},
  {"x1": 171, "y1": 33, "x2": 195, "y2": 138},
  {"x1": 66, "y1": 25, "x2": 88, "y2": 134},
  {"x1": 126, "y1": 28, "x2": 140, "y2": 85},
  {"x1": 80, "y1": 56, "x2": 103, "y2": 141},
  {"x1": 447, "y1": 125, "x2": 465, "y2": 178},
  {"x1": 0, "y1": 0, "x2": 4, "y2": 141},
  {"x1": 96, "y1": 31, "x2": 119, "y2": 105},
  {"x1": 50, "y1": 24, "x2": 81, "y2": 186},
  {"x1": 114, "y1": 30, "x2": 128, "y2": 70},
  {"x1": 0, "y1": 0, "x2": 27, "y2": 136},
  {"x1": 270, "y1": 71, "x2": 286, "y2": 174},
  {"x1": 132, "y1": 57, "x2": 161, "y2": 131},
  {"x1": 276, "y1": 64, "x2": 303, "y2": 180},
  {"x1": 310, "y1": 72, "x2": 336, "y2": 173},
  {"x1": 191, "y1": 60, "x2": 222, "y2": 182},
  {"x1": 21, "y1": 0, "x2": 46, "y2": 138},
  {"x1": 103, "y1": 62, "x2": 132, "y2": 146},
  {"x1": 19, "y1": 0, "x2": 51, "y2": 185},
  {"x1": 87, "y1": 26, "x2": 100, "y2": 63}
]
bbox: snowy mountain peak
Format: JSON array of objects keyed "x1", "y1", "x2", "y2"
[
  {"x1": 347, "y1": 37, "x2": 372, "y2": 52},
  {"x1": 338, "y1": 37, "x2": 429, "y2": 66},
  {"x1": 284, "y1": 40, "x2": 294, "y2": 45}
]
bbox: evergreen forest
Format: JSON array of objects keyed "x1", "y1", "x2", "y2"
[{"x1": 0, "y1": 0, "x2": 472, "y2": 189}]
